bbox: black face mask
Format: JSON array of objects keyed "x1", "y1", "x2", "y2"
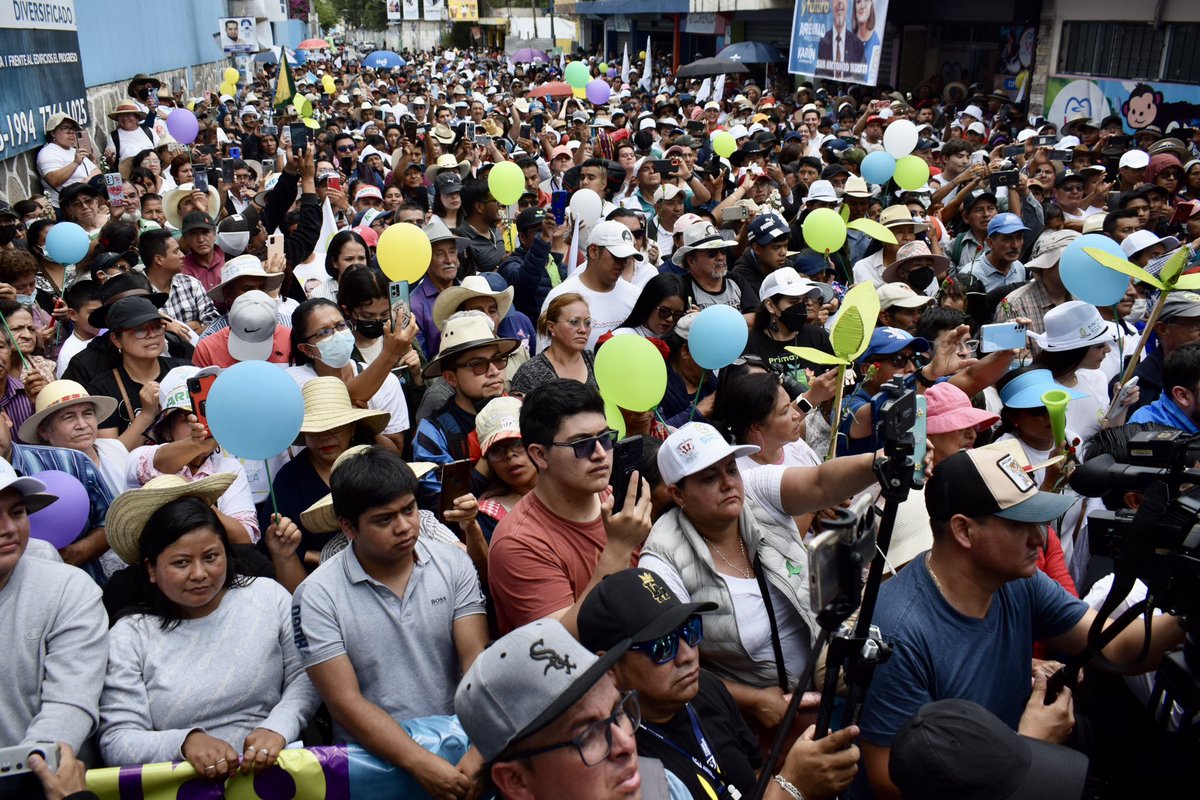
[
  {"x1": 0, "y1": 225, "x2": 17, "y2": 246},
  {"x1": 905, "y1": 268, "x2": 935, "y2": 292},
  {"x1": 779, "y1": 303, "x2": 810, "y2": 331},
  {"x1": 355, "y1": 318, "x2": 386, "y2": 340}
]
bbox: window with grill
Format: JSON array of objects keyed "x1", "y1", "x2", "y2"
[{"x1": 1058, "y1": 21, "x2": 1200, "y2": 83}]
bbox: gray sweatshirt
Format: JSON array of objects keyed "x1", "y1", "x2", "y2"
[
  {"x1": 99, "y1": 578, "x2": 319, "y2": 765},
  {"x1": 0, "y1": 555, "x2": 108, "y2": 750}
]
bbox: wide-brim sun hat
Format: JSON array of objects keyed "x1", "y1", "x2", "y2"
[
  {"x1": 423, "y1": 313, "x2": 520, "y2": 378},
  {"x1": 19, "y1": 380, "x2": 119, "y2": 444},
  {"x1": 882, "y1": 241, "x2": 950, "y2": 283},
  {"x1": 1027, "y1": 299, "x2": 1117, "y2": 352},
  {"x1": 296, "y1": 377, "x2": 391, "y2": 444},
  {"x1": 106, "y1": 473, "x2": 237, "y2": 564},
  {"x1": 164, "y1": 183, "x2": 223, "y2": 230},
  {"x1": 998, "y1": 369, "x2": 1087, "y2": 409},
  {"x1": 432, "y1": 275, "x2": 514, "y2": 332},
  {"x1": 300, "y1": 446, "x2": 436, "y2": 533}
]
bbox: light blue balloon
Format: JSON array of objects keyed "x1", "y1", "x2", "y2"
[
  {"x1": 43, "y1": 222, "x2": 90, "y2": 265},
  {"x1": 860, "y1": 151, "x2": 896, "y2": 185},
  {"x1": 1059, "y1": 233, "x2": 1129, "y2": 307},
  {"x1": 688, "y1": 304, "x2": 749, "y2": 370},
  {"x1": 206, "y1": 361, "x2": 304, "y2": 460}
]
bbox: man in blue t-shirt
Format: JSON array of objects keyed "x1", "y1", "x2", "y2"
[{"x1": 858, "y1": 447, "x2": 1186, "y2": 799}]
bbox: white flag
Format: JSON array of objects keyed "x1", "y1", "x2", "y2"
[
  {"x1": 696, "y1": 78, "x2": 712, "y2": 104},
  {"x1": 639, "y1": 37, "x2": 652, "y2": 93},
  {"x1": 621, "y1": 42, "x2": 630, "y2": 85},
  {"x1": 713, "y1": 74, "x2": 726, "y2": 103}
]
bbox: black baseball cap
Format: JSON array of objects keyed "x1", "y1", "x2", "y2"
[
  {"x1": 821, "y1": 164, "x2": 851, "y2": 180},
  {"x1": 104, "y1": 296, "x2": 165, "y2": 333},
  {"x1": 515, "y1": 208, "x2": 545, "y2": 231},
  {"x1": 181, "y1": 211, "x2": 216, "y2": 234},
  {"x1": 890, "y1": 699, "x2": 1088, "y2": 800},
  {"x1": 961, "y1": 188, "x2": 999, "y2": 211},
  {"x1": 578, "y1": 568, "x2": 717, "y2": 653}
]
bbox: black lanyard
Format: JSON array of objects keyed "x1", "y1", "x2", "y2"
[{"x1": 640, "y1": 705, "x2": 742, "y2": 800}]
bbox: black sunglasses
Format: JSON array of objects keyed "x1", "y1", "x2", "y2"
[
  {"x1": 550, "y1": 429, "x2": 618, "y2": 459},
  {"x1": 630, "y1": 617, "x2": 704, "y2": 664}
]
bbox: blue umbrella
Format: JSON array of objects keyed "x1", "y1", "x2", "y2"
[
  {"x1": 717, "y1": 41, "x2": 786, "y2": 64},
  {"x1": 363, "y1": 50, "x2": 407, "y2": 70}
]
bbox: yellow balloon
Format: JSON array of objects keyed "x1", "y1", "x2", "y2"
[
  {"x1": 296, "y1": 95, "x2": 312, "y2": 118},
  {"x1": 322, "y1": 74, "x2": 336, "y2": 95},
  {"x1": 219, "y1": 82, "x2": 236, "y2": 97},
  {"x1": 376, "y1": 223, "x2": 432, "y2": 283},
  {"x1": 640, "y1": 51, "x2": 647, "y2": 60},
  {"x1": 223, "y1": 67, "x2": 240, "y2": 85},
  {"x1": 572, "y1": 86, "x2": 586, "y2": 99}
]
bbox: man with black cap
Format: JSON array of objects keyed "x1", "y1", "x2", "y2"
[
  {"x1": 578, "y1": 568, "x2": 862, "y2": 800},
  {"x1": 498, "y1": 208, "x2": 569, "y2": 322},
  {"x1": 179, "y1": 210, "x2": 226, "y2": 294},
  {"x1": 456, "y1": 617, "x2": 691, "y2": 799},
  {"x1": 858, "y1": 447, "x2": 1185, "y2": 799},
  {"x1": 732, "y1": 213, "x2": 793, "y2": 300}
]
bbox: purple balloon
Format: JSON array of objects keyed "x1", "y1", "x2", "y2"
[
  {"x1": 586, "y1": 79, "x2": 611, "y2": 106},
  {"x1": 607, "y1": 68, "x2": 617, "y2": 78},
  {"x1": 165, "y1": 108, "x2": 199, "y2": 144},
  {"x1": 28, "y1": 470, "x2": 90, "y2": 549}
]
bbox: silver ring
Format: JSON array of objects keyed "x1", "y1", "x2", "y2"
[
  {"x1": 261, "y1": 749, "x2": 271, "y2": 757},
  {"x1": 205, "y1": 765, "x2": 216, "y2": 773},
  {"x1": 246, "y1": 746, "x2": 257, "y2": 752},
  {"x1": 216, "y1": 758, "x2": 226, "y2": 765}
]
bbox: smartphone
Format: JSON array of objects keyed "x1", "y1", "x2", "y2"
[
  {"x1": 687, "y1": 119, "x2": 706, "y2": 135},
  {"x1": 1034, "y1": 135, "x2": 1058, "y2": 147},
  {"x1": 267, "y1": 232, "x2": 284, "y2": 263},
  {"x1": 221, "y1": 158, "x2": 235, "y2": 185},
  {"x1": 327, "y1": 174, "x2": 342, "y2": 192},
  {"x1": 1105, "y1": 134, "x2": 1132, "y2": 150},
  {"x1": 1002, "y1": 144, "x2": 1025, "y2": 158},
  {"x1": 102, "y1": 172, "x2": 124, "y2": 204},
  {"x1": 531, "y1": 115, "x2": 544, "y2": 133},
  {"x1": 464, "y1": 121, "x2": 476, "y2": 141},
  {"x1": 551, "y1": 190, "x2": 569, "y2": 225},
  {"x1": 288, "y1": 123, "x2": 308, "y2": 156},
  {"x1": 970, "y1": 151, "x2": 987, "y2": 166},
  {"x1": 610, "y1": 436, "x2": 643, "y2": 513},
  {"x1": 193, "y1": 168, "x2": 209, "y2": 192},
  {"x1": 171, "y1": 76, "x2": 183, "y2": 95},
  {"x1": 990, "y1": 170, "x2": 1019, "y2": 189},
  {"x1": 229, "y1": 146, "x2": 242, "y2": 160},
  {"x1": 261, "y1": 123, "x2": 278, "y2": 136},
  {"x1": 723, "y1": 204, "x2": 750, "y2": 223},
  {"x1": 403, "y1": 120, "x2": 418, "y2": 140},
  {"x1": 1168, "y1": 203, "x2": 1192, "y2": 228},
  {"x1": 1107, "y1": 190, "x2": 1122, "y2": 210},
  {"x1": 520, "y1": 123, "x2": 532, "y2": 139},
  {"x1": 1105, "y1": 376, "x2": 1139, "y2": 422},
  {"x1": 1049, "y1": 150, "x2": 1072, "y2": 162},
  {"x1": 912, "y1": 395, "x2": 928, "y2": 486},
  {"x1": 388, "y1": 280, "x2": 410, "y2": 333},
  {"x1": 477, "y1": 134, "x2": 492, "y2": 149},
  {"x1": 207, "y1": 167, "x2": 221, "y2": 191},
  {"x1": 262, "y1": 157, "x2": 275, "y2": 175},
  {"x1": 186, "y1": 372, "x2": 218, "y2": 430},
  {"x1": 439, "y1": 459, "x2": 472, "y2": 516},
  {"x1": 980, "y1": 321, "x2": 1027, "y2": 352},
  {"x1": 652, "y1": 159, "x2": 675, "y2": 176}
]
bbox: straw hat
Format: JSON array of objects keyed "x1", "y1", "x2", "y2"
[
  {"x1": 106, "y1": 473, "x2": 238, "y2": 564},
  {"x1": 107, "y1": 102, "x2": 144, "y2": 122},
  {"x1": 296, "y1": 377, "x2": 391, "y2": 444},
  {"x1": 164, "y1": 182, "x2": 222, "y2": 229},
  {"x1": 19, "y1": 380, "x2": 119, "y2": 444},
  {"x1": 422, "y1": 312, "x2": 520, "y2": 378},
  {"x1": 432, "y1": 275, "x2": 514, "y2": 332},
  {"x1": 425, "y1": 153, "x2": 471, "y2": 180},
  {"x1": 300, "y1": 446, "x2": 435, "y2": 533}
]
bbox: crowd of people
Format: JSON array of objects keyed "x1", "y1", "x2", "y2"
[{"x1": 3, "y1": 38, "x2": 1200, "y2": 800}]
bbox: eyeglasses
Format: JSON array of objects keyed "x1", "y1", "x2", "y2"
[
  {"x1": 336, "y1": 144, "x2": 356, "y2": 152},
  {"x1": 885, "y1": 353, "x2": 915, "y2": 368},
  {"x1": 305, "y1": 320, "x2": 351, "y2": 343},
  {"x1": 550, "y1": 429, "x2": 618, "y2": 459},
  {"x1": 128, "y1": 320, "x2": 166, "y2": 339},
  {"x1": 485, "y1": 439, "x2": 526, "y2": 463},
  {"x1": 627, "y1": 228, "x2": 645, "y2": 239},
  {"x1": 630, "y1": 616, "x2": 704, "y2": 664},
  {"x1": 503, "y1": 691, "x2": 641, "y2": 767},
  {"x1": 456, "y1": 353, "x2": 511, "y2": 375},
  {"x1": 559, "y1": 316, "x2": 593, "y2": 330},
  {"x1": 656, "y1": 305, "x2": 686, "y2": 323}
]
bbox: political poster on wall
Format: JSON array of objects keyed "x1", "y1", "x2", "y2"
[
  {"x1": 0, "y1": 0, "x2": 88, "y2": 160},
  {"x1": 220, "y1": 16, "x2": 257, "y2": 54},
  {"x1": 448, "y1": 0, "x2": 479, "y2": 22},
  {"x1": 403, "y1": 0, "x2": 420, "y2": 20},
  {"x1": 788, "y1": 0, "x2": 889, "y2": 87},
  {"x1": 425, "y1": 0, "x2": 446, "y2": 21}
]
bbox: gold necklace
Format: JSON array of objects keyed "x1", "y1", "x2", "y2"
[
  {"x1": 704, "y1": 534, "x2": 752, "y2": 579},
  {"x1": 925, "y1": 552, "x2": 947, "y2": 596}
]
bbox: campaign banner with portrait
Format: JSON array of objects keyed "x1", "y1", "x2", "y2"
[
  {"x1": 0, "y1": 0, "x2": 88, "y2": 160},
  {"x1": 387, "y1": 0, "x2": 402, "y2": 22},
  {"x1": 425, "y1": 0, "x2": 446, "y2": 20},
  {"x1": 788, "y1": 0, "x2": 889, "y2": 87},
  {"x1": 220, "y1": 16, "x2": 257, "y2": 54},
  {"x1": 448, "y1": 0, "x2": 479, "y2": 22},
  {"x1": 402, "y1": 0, "x2": 420, "y2": 20}
]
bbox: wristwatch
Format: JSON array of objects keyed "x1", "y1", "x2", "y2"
[
  {"x1": 795, "y1": 395, "x2": 814, "y2": 415},
  {"x1": 914, "y1": 367, "x2": 937, "y2": 388}
]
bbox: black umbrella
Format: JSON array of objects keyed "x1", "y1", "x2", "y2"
[{"x1": 675, "y1": 57, "x2": 750, "y2": 79}]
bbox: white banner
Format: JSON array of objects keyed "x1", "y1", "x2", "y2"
[
  {"x1": 0, "y1": 0, "x2": 76, "y2": 31},
  {"x1": 402, "y1": 0, "x2": 420, "y2": 21},
  {"x1": 425, "y1": 0, "x2": 445, "y2": 20}
]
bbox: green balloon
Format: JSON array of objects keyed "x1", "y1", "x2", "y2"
[
  {"x1": 894, "y1": 155, "x2": 931, "y2": 191},
  {"x1": 599, "y1": 62, "x2": 609, "y2": 72},
  {"x1": 487, "y1": 161, "x2": 526, "y2": 206},
  {"x1": 565, "y1": 61, "x2": 590, "y2": 89},
  {"x1": 595, "y1": 335, "x2": 668, "y2": 413},
  {"x1": 605, "y1": 400, "x2": 627, "y2": 439},
  {"x1": 802, "y1": 207, "x2": 847, "y2": 254},
  {"x1": 711, "y1": 130, "x2": 736, "y2": 158}
]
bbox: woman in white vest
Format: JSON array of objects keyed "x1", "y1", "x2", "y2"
[{"x1": 637, "y1": 421, "x2": 879, "y2": 735}]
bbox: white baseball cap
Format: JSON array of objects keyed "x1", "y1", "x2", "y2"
[
  {"x1": 805, "y1": 180, "x2": 839, "y2": 205},
  {"x1": 1118, "y1": 150, "x2": 1150, "y2": 170},
  {"x1": 759, "y1": 267, "x2": 822, "y2": 301},
  {"x1": 654, "y1": 184, "x2": 684, "y2": 203},
  {"x1": 966, "y1": 121, "x2": 986, "y2": 135},
  {"x1": 228, "y1": 290, "x2": 279, "y2": 362},
  {"x1": 587, "y1": 220, "x2": 644, "y2": 261},
  {"x1": 1121, "y1": 229, "x2": 1180, "y2": 259},
  {"x1": 658, "y1": 422, "x2": 758, "y2": 486}
]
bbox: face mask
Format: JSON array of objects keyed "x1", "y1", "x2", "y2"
[
  {"x1": 314, "y1": 329, "x2": 355, "y2": 368},
  {"x1": 355, "y1": 318, "x2": 385, "y2": 340},
  {"x1": 906, "y1": 268, "x2": 935, "y2": 292},
  {"x1": 780, "y1": 304, "x2": 810, "y2": 331},
  {"x1": 0, "y1": 226, "x2": 17, "y2": 246},
  {"x1": 15, "y1": 293, "x2": 34, "y2": 307},
  {"x1": 1129, "y1": 298, "x2": 1148, "y2": 321}
]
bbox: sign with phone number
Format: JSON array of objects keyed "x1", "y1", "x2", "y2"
[{"x1": 0, "y1": 1, "x2": 87, "y2": 160}]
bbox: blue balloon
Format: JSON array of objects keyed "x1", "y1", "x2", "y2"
[
  {"x1": 1059, "y1": 233, "x2": 1129, "y2": 306},
  {"x1": 206, "y1": 362, "x2": 304, "y2": 460},
  {"x1": 43, "y1": 222, "x2": 90, "y2": 265},
  {"x1": 860, "y1": 151, "x2": 896, "y2": 185},
  {"x1": 688, "y1": 304, "x2": 749, "y2": 370}
]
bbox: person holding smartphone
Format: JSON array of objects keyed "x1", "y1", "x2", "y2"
[{"x1": 36, "y1": 114, "x2": 101, "y2": 209}]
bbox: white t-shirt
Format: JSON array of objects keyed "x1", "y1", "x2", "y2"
[
  {"x1": 1066, "y1": 368, "x2": 1111, "y2": 441},
  {"x1": 55, "y1": 332, "x2": 92, "y2": 378},
  {"x1": 36, "y1": 143, "x2": 97, "y2": 206},
  {"x1": 286, "y1": 363, "x2": 410, "y2": 435},
  {"x1": 93, "y1": 437, "x2": 131, "y2": 498},
  {"x1": 111, "y1": 126, "x2": 156, "y2": 162},
  {"x1": 541, "y1": 273, "x2": 642, "y2": 350},
  {"x1": 737, "y1": 441, "x2": 821, "y2": 530},
  {"x1": 852, "y1": 251, "x2": 886, "y2": 288},
  {"x1": 1100, "y1": 321, "x2": 1140, "y2": 383}
]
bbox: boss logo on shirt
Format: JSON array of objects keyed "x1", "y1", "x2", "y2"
[{"x1": 431, "y1": 596, "x2": 447, "y2": 605}]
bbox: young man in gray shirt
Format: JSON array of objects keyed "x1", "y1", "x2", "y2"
[
  {"x1": 0, "y1": 460, "x2": 108, "y2": 752},
  {"x1": 291, "y1": 447, "x2": 488, "y2": 799}
]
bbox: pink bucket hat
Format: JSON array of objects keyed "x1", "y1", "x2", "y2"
[{"x1": 925, "y1": 382, "x2": 999, "y2": 435}]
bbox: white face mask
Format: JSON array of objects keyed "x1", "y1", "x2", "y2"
[{"x1": 1129, "y1": 298, "x2": 1148, "y2": 321}]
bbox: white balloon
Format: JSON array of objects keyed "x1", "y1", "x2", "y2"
[
  {"x1": 883, "y1": 119, "x2": 919, "y2": 158},
  {"x1": 569, "y1": 188, "x2": 603, "y2": 228}
]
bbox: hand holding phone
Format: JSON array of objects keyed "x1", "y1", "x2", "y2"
[
  {"x1": 388, "y1": 280, "x2": 410, "y2": 333},
  {"x1": 610, "y1": 437, "x2": 644, "y2": 513},
  {"x1": 980, "y1": 322, "x2": 1027, "y2": 352},
  {"x1": 439, "y1": 459, "x2": 473, "y2": 517}
]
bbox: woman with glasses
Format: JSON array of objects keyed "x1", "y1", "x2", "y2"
[
  {"x1": 36, "y1": 114, "x2": 100, "y2": 208},
  {"x1": 129, "y1": 149, "x2": 165, "y2": 196},
  {"x1": 510, "y1": 294, "x2": 598, "y2": 396},
  {"x1": 288, "y1": 298, "x2": 414, "y2": 454},
  {"x1": 614, "y1": 274, "x2": 688, "y2": 340},
  {"x1": 85, "y1": 296, "x2": 190, "y2": 449},
  {"x1": 475, "y1": 396, "x2": 537, "y2": 541}
]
